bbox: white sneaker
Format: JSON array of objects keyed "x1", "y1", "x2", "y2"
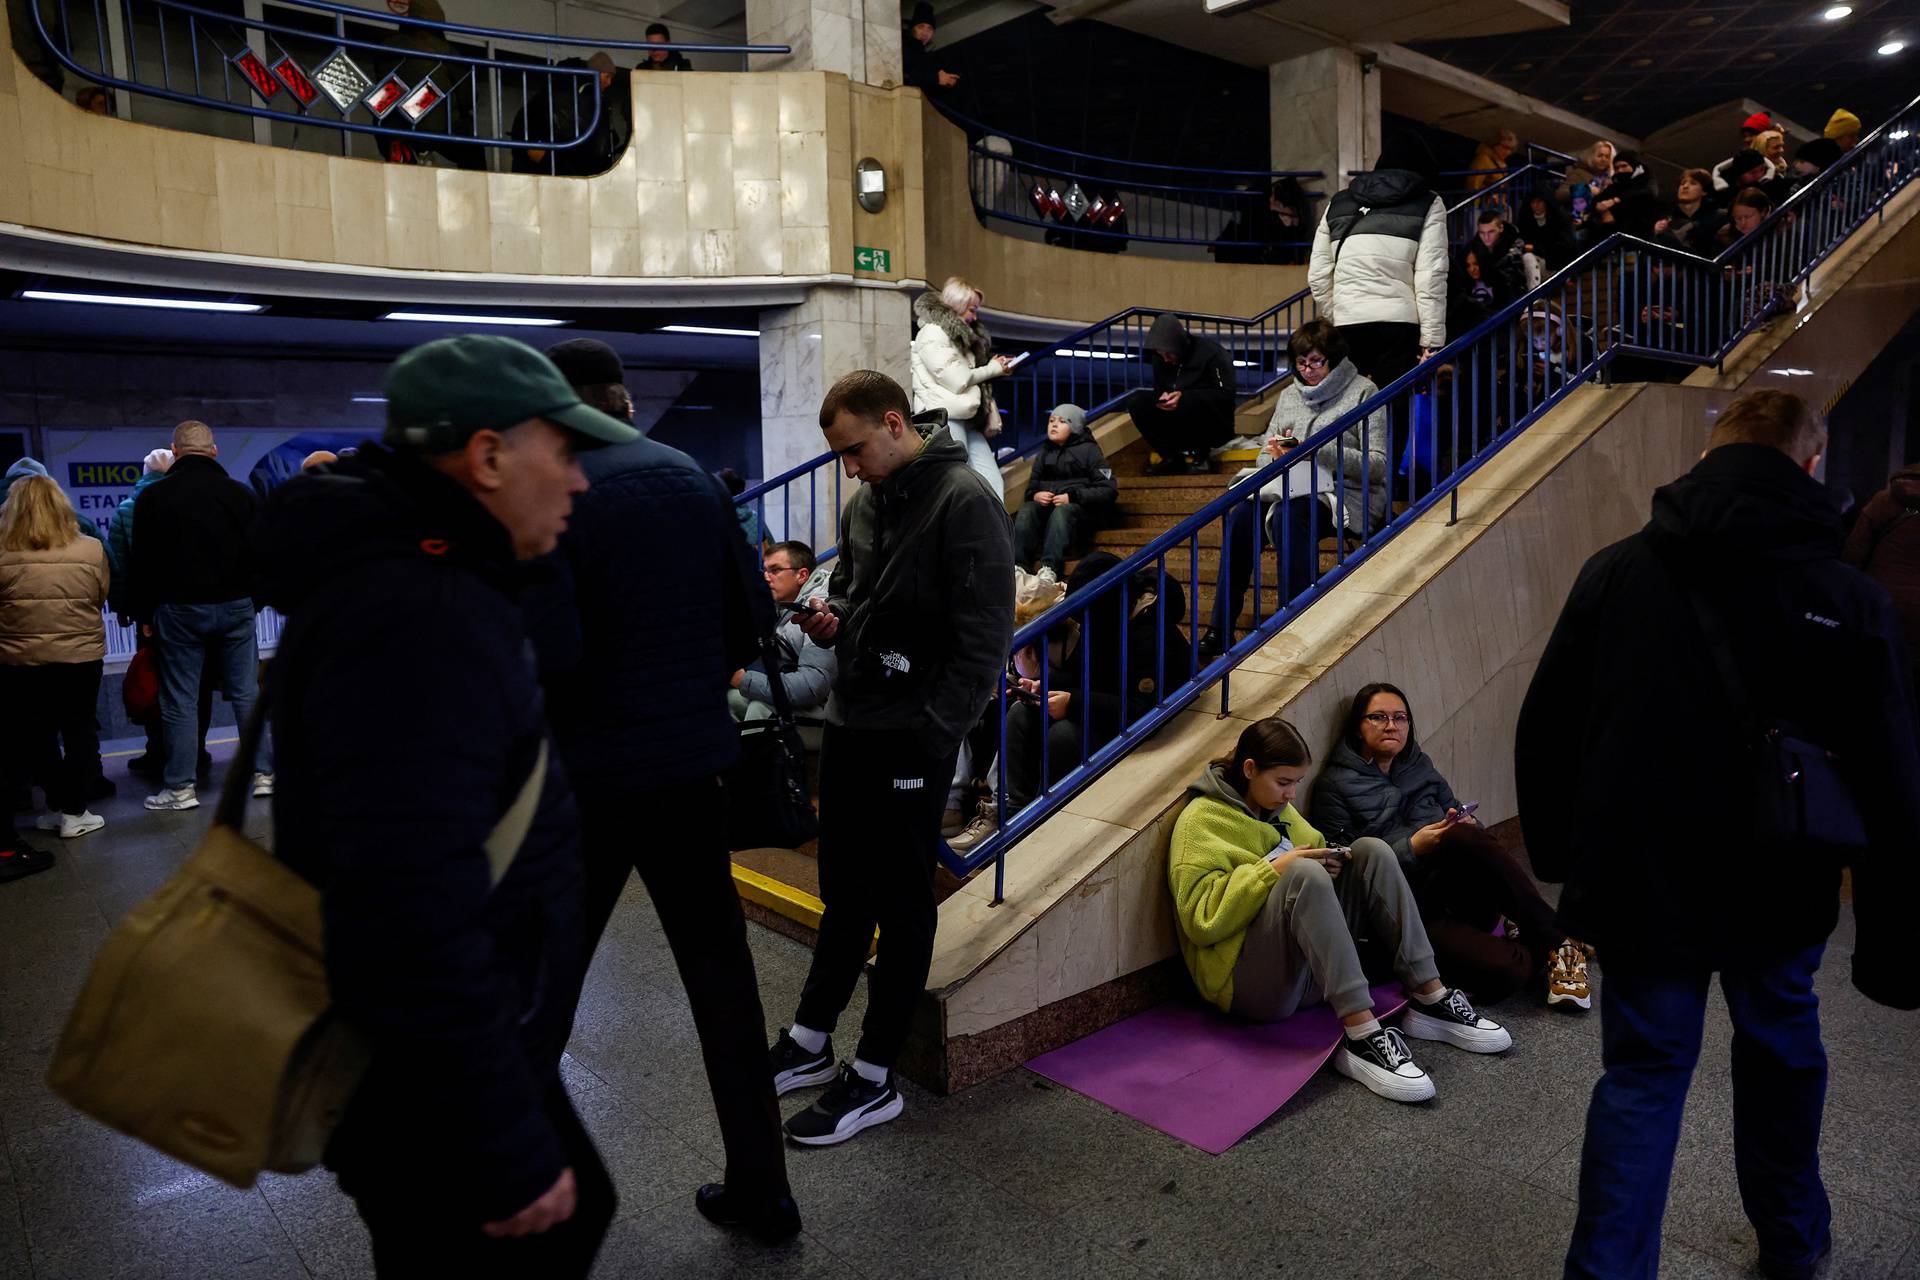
[
  {"x1": 1036, "y1": 566, "x2": 1059, "y2": 584},
  {"x1": 1402, "y1": 988, "x2": 1513, "y2": 1054},
  {"x1": 34, "y1": 811, "x2": 62, "y2": 832},
  {"x1": 144, "y1": 786, "x2": 200, "y2": 811},
  {"x1": 59, "y1": 811, "x2": 105, "y2": 838},
  {"x1": 252, "y1": 773, "x2": 275, "y2": 798},
  {"x1": 1333, "y1": 1027, "x2": 1436, "y2": 1103}
]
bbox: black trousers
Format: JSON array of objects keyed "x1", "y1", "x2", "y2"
[
  {"x1": 1340, "y1": 321, "x2": 1423, "y2": 468},
  {"x1": 796, "y1": 725, "x2": 957, "y2": 1068},
  {"x1": 1005, "y1": 701, "x2": 1083, "y2": 811},
  {"x1": 576, "y1": 776, "x2": 789, "y2": 1200},
  {"x1": 344, "y1": 1084, "x2": 615, "y2": 1279},
  {"x1": 1125, "y1": 390, "x2": 1232, "y2": 460},
  {"x1": 0, "y1": 661, "x2": 102, "y2": 815},
  {"x1": 1412, "y1": 823, "x2": 1565, "y2": 1003}
]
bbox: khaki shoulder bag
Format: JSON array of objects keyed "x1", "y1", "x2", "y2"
[{"x1": 46, "y1": 692, "x2": 547, "y2": 1189}]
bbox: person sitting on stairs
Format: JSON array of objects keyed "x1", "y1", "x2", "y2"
[
  {"x1": 1127, "y1": 314, "x2": 1236, "y2": 476},
  {"x1": 1198, "y1": 320, "x2": 1389, "y2": 660},
  {"x1": 1169, "y1": 716, "x2": 1514, "y2": 1103},
  {"x1": 1013, "y1": 404, "x2": 1116, "y2": 582}
]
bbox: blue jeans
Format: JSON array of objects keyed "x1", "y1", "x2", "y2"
[
  {"x1": 1565, "y1": 944, "x2": 1831, "y2": 1280},
  {"x1": 948, "y1": 418, "x2": 1004, "y2": 500},
  {"x1": 154, "y1": 600, "x2": 270, "y2": 789}
]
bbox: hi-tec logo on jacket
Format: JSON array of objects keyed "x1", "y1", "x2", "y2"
[{"x1": 1804, "y1": 612, "x2": 1841, "y2": 629}]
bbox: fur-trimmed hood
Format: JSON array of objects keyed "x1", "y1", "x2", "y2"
[{"x1": 913, "y1": 292, "x2": 993, "y2": 365}]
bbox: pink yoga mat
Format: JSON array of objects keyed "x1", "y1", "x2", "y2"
[{"x1": 1026, "y1": 983, "x2": 1407, "y2": 1154}]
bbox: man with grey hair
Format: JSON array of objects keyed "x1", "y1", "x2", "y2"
[{"x1": 127, "y1": 420, "x2": 271, "y2": 809}]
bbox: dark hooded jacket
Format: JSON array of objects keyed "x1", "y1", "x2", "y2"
[
  {"x1": 1516, "y1": 445, "x2": 1920, "y2": 1008},
  {"x1": 1023, "y1": 414, "x2": 1117, "y2": 517},
  {"x1": 1310, "y1": 726, "x2": 1460, "y2": 877},
  {"x1": 255, "y1": 444, "x2": 589, "y2": 1218},
  {"x1": 1307, "y1": 136, "x2": 1450, "y2": 350},
  {"x1": 825, "y1": 413, "x2": 1015, "y2": 759},
  {"x1": 1142, "y1": 314, "x2": 1235, "y2": 418},
  {"x1": 1514, "y1": 198, "x2": 1577, "y2": 272},
  {"x1": 1595, "y1": 153, "x2": 1662, "y2": 238},
  {"x1": 125, "y1": 451, "x2": 258, "y2": 621}
]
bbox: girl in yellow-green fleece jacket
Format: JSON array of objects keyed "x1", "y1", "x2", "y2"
[{"x1": 1168, "y1": 717, "x2": 1514, "y2": 1102}]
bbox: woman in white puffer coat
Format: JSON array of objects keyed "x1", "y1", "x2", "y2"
[{"x1": 911, "y1": 276, "x2": 1013, "y2": 497}]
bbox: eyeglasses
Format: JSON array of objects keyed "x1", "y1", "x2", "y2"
[
  {"x1": 1295, "y1": 353, "x2": 1328, "y2": 371},
  {"x1": 763, "y1": 563, "x2": 805, "y2": 577},
  {"x1": 1362, "y1": 711, "x2": 1410, "y2": 726}
]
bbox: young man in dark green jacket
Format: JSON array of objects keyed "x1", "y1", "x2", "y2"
[{"x1": 769, "y1": 371, "x2": 1014, "y2": 1144}]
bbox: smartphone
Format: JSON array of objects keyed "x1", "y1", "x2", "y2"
[
  {"x1": 1010, "y1": 686, "x2": 1043, "y2": 704},
  {"x1": 1001, "y1": 350, "x2": 1031, "y2": 370},
  {"x1": 777, "y1": 599, "x2": 819, "y2": 617},
  {"x1": 1452, "y1": 801, "x2": 1480, "y2": 820}
]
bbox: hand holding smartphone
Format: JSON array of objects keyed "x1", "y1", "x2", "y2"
[
  {"x1": 778, "y1": 599, "x2": 819, "y2": 617},
  {"x1": 1450, "y1": 801, "x2": 1479, "y2": 821}
]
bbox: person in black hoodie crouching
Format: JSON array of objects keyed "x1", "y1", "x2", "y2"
[
  {"x1": 1127, "y1": 314, "x2": 1237, "y2": 476},
  {"x1": 1518, "y1": 389, "x2": 1920, "y2": 1280},
  {"x1": 1013, "y1": 403, "x2": 1116, "y2": 581},
  {"x1": 255, "y1": 336, "x2": 639, "y2": 1277}
]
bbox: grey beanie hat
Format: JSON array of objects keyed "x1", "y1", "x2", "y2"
[{"x1": 1050, "y1": 403, "x2": 1087, "y2": 434}]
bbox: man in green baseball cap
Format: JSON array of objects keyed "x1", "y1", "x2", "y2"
[
  {"x1": 250, "y1": 333, "x2": 639, "y2": 1272},
  {"x1": 383, "y1": 334, "x2": 639, "y2": 561}
]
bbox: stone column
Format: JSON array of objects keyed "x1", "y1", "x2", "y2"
[
  {"x1": 755, "y1": 284, "x2": 912, "y2": 553},
  {"x1": 1269, "y1": 48, "x2": 1380, "y2": 198},
  {"x1": 747, "y1": 0, "x2": 904, "y2": 88}
]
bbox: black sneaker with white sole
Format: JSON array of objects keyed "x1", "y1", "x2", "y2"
[
  {"x1": 1401, "y1": 987, "x2": 1513, "y2": 1053},
  {"x1": 783, "y1": 1063, "x2": 903, "y2": 1146},
  {"x1": 1333, "y1": 1026, "x2": 1436, "y2": 1103},
  {"x1": 770, "y1": 1030, "x2": 836, "y2": 1097}
]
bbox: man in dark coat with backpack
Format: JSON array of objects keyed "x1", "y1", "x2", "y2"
[
  {"x1": 534, "y1": 338, "x2": 799, "y2": 1244},
  {"x1": 1516, "y1": 389, "x2": 1920, "y2": 1280},
  {"x1": 257, "y1": 336, "x2": 639, "y2": 1275}
]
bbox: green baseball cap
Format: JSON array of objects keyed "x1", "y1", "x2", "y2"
[{"x1": 382, "y1": 335, "x2": 641, "y2": 453}]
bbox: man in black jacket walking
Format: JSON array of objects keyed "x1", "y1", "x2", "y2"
[
  {"x1": 127, "y1": 420, "x2": 270, "y2": 810},
  {"x1": 1127, "y1": 314, "x2": 1236, "y2": 476},
  {"x1": 533, "y1": 337, "x2": 800, "y2": 1244},
  {"x1": 770, "y1": 371, "x2": 1014, "y2": 1144},
  {"x1": 255, "y1": 336, "x2": 638, "y2": 1277},
  {"x1": 1517, "y1": 390, "x2": 1920, "y2": 1280}
]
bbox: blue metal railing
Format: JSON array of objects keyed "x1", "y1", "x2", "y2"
[
  {"x1": 28, "y1": 0, "x2": 787, "y2": 167},
  {"x1": 742, "y1": 90, "x2": 1919, "y2": 899},
  {"x1": 943, "y1": 90, "x2": 1920, "y2": 898},
  {"x1": 939, "y1": 103, "x2": 1322, "y2": 252},
  {"x1": 735, "y1": 286, "x2": 1319, "y2": 563}
]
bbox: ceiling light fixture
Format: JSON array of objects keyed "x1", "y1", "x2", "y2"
[
  {"x1": 380, "y1": 311, "x2": 566, "y2": 326},
  {"x1": 1056, "y1": 348, "x2": 1131, "y2": 360},
  {"x1": 1685, "y1": 14, "x2": 1714, "y2": 26},
  {"x1": 1892, "y1": 129, "x2": 1913, "y2": 140},
  {"x1": 1821, "y1": 4, "x2": 1851, "y2": 19},
  {"x1": 658, "y1": 324, "x2": 760, "y2": 337},
  {"x1": 1879, "y1": 39, "x2": 1906, "y2": 55},
  {"x1": 21, "y1": 289, "x2": 263, "y2": 312}
]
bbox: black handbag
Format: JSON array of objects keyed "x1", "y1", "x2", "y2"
[
  {"x1": 721, "y1": 633, "x2": 821, "y2": 851},
  {"x1": 1680, "y1": 583, "x2": 1867, "y2": 851}
]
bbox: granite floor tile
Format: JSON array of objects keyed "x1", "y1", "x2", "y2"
[
  {"x1": 572, "y1": 1085, "x2": 727, "y2": 1222},
  {"x1": 593, "y1": 1200, "x2": 860, "y2": 1280},
  {"x1": 28, "y1": 1181, "x2": 305, "y2": 1280}
]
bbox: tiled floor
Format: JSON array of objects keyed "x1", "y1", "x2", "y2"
[{"x1": 4, "y1": 752, "x2": 1917, "y2": 1279}]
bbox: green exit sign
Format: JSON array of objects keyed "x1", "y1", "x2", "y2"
[{"x1": 854, "y1": 245, "x2": 891, "y2": 272}]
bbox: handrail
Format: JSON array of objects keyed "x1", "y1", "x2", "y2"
[
  {"x1": 936, "y1": 102, "x2": 1322, "y2": 181},
  {"x1": 31, "y1": 0, "x2": 788, "y2": 160},
  {"x1": 934, "y1": 89, "x2": 1919, "y2": 894}
]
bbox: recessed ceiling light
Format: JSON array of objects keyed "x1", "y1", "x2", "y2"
[
  {"x1": 1581, "y1": 93, "x2": 1603, "y2": 101},
  {"x1": 658, "y1": 324, "x2": 760, "y2": 337},
  {"x1": 1630, "y1": 56, "x2": 1654, "y2": 67},
  {"x1": 1754, "y1": 50, "x2": 1777, "y2": 60},
  {"x1": 1510, "y1": 60, "x2": 1533, "y2": 71},
  {"x1": 1879, "y1": 40, "x2": 1906, "y2": 55},
  {"x1": 1809, "y1": 81, "x2": 1827, "y2": 89},
  {"x1": 1822, "y1": 4, "x2": 1852, "y2": 19},
  {"x1": 1686, "y1": 14, "x2": 1714, "y2": 26},
  {"x1": 380, "y1": 311, "x2": 566, "y2": 326},
  {"x1": 21, "y1": 289, "x2": 263, "y2": 312},
  {"x1": 1890, "y1": 129, "x2": 1911, "y2": 140}
]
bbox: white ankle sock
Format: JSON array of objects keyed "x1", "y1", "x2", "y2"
[
  {"x1": 1344, "y1": 1017, "x2": 1383, "y2": 1041},
  {"x1": 1412, "y1": 986, "x2": 1448, "y2": 1006},
  {"x1": 850, "y1": 1057, "x2": 889, "y2": 1084},
  {"x1": 788, "y1": 1024, "x2": 828, "y2": 1054}
]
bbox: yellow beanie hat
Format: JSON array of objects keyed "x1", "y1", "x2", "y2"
[{"x1": 1824, "y1": 108, "x2": 1861, "y2": 140}]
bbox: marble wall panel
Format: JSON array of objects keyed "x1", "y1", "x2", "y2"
[
  {"x1": 87, "y1": 125, "x2": 159, "y2": 245},
  {"x1": 684, "y1": 133, "x2": 736, "y2": 232},
  {"x1": 327, "y1": 158, "x2": 388, "y2": 268},
  {"x1": 731, "y1": 80, "x2": 780, "y2": 181},
  {"x1": 0, "y1": 93, "x2": 25, "y2": 225},
  {"x1": 28, "y1": 163, "x2": 95, "y2": 238},
  {"x1": 489, "y1": 223, "x2": 541, "y2": 275},
  {"x1": 537, "y1": 180, "x2": 591, "y2": 274},
  {"x1": 435, "y1": 169, "x2": 490, "y2": 272},
  {"x1": 214, "y1": 147, "x2": 278, "y2": 258}
]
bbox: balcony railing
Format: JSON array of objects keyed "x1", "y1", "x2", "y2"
[{"x1": 25, "y1": 0, "x2": 787, "y2": 168}]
